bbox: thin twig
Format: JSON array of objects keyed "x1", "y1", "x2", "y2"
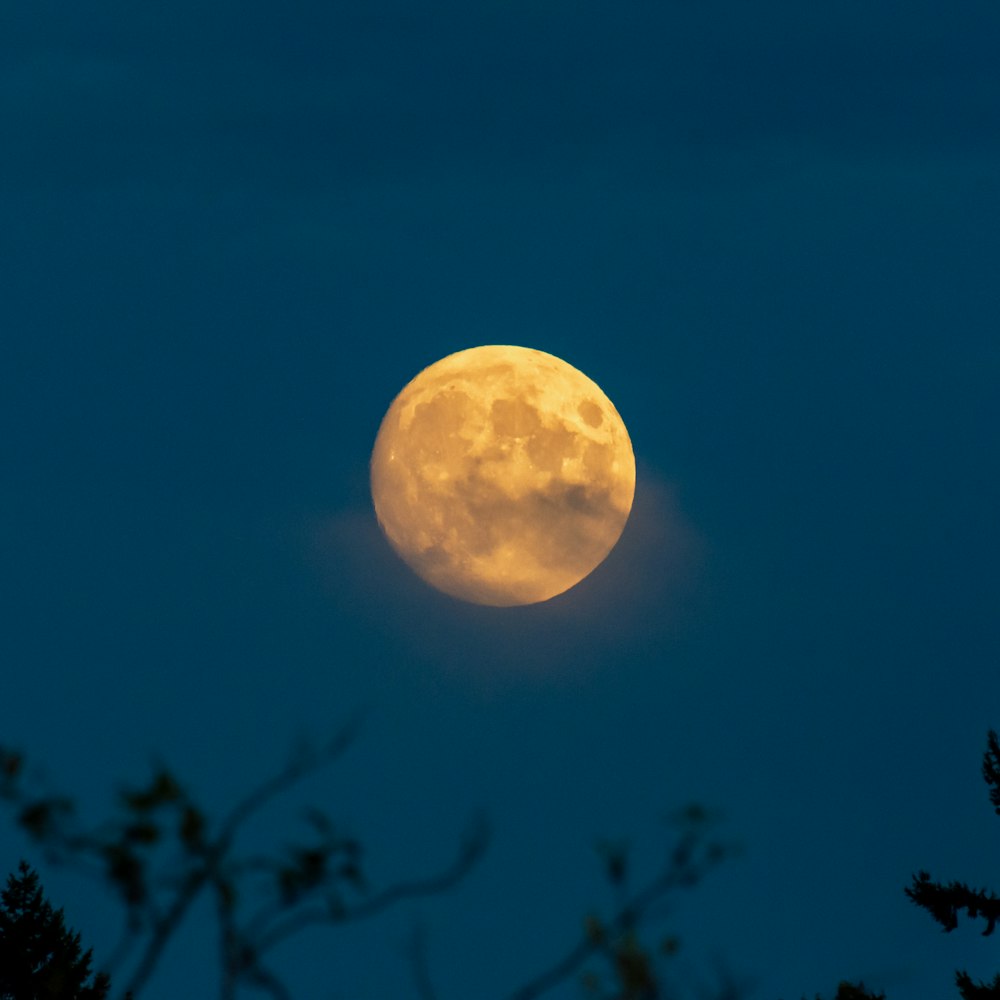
[
  {"x1": 507, "y1": 850, "x2": 720, "y2": 1000},
  {"x1": 219, "y1": 720, "x2": 362, "y2": 846},
  {"x1": 253, "y1": 817, "x2": 488, "y2": 955},
  {"x1": 121, "y1": 720, "x2": 363, "y2": 998},
  {"x1": 409, "y1": 922, "x2": 439, "y2": 1000}
]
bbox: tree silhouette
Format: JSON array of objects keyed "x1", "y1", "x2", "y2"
[
  {"x1": 0, "y1": 860, "x2": 111, "y2": 1000},
  {"x1": 831, "y1": 985, "x2": 885, "y2": 1000},
  {"x1": 0, "y1": 732, "x2": 737, "y2": 1000},
  {"x1": 401, "y1": 804, "x2": 739, "y2": 1000},
  {"x1": 10, "y1": 730, "x2": 1000, "y2": 997},
  {"x1": 0, "y1": 724, "x2": 486, "y2": 1000},
  {"x1": 806, "y1": 982, "x2": 885, "y2": 1000},
  {"x1": 905, "y1": 730, "x2": 1000, "y2": 1000}
]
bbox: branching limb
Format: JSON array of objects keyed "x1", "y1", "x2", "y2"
[
  {"x1": 250, "y1": 813, "x2": 489, "y2": 955},
  {"x1": 0, "y1": 725, "x2": 486, "y2": 1000},
  {"x1": 509, "y1": 805, "x2": 731, "y2": 1000},
  {"x1": 906, "y1": 871, "x2": 1000, "y2": 936},
  {"x1": 217, "y1": 721, "x2": 363, "y2": 849}
]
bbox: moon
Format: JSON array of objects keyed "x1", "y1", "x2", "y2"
[{"x1": 370, "y1": 345, "x2": 636, "y2": 606}]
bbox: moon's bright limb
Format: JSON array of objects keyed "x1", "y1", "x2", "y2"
[{"x1": 370, "y1": 345, "x2": 636, "y2": 606}]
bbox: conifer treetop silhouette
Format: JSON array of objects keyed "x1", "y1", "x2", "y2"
[
  {"x1": 0, "y1": 860, "x2": 111, "y2": 1000},
  {"x1": 905, "y1": 730, "x2": 1000, "y2": 1000}
]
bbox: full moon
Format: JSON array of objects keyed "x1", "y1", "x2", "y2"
[{"x1": 370, "y1": 345, "x2": 636, "y2": 606}]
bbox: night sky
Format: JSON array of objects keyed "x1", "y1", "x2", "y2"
[{"x1": 3, "y1": 2, "x2": 1000, "y2": 998}]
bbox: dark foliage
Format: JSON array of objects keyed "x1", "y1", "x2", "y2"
[
  {"x1": 832, "y1": 984, "x2": 886, "y2": 1000},
  {"x1": 905, "y1": 872, "x2": 1000, "y2": 936},
  {"x1": 983, "y1": 731, "x2": 1000, "y2": 817},
  {"x1": 0, "y1": 861, "x2": 111, "y2": 1000},
  {"x1": 905, "y1": 730, "x2": 1000, "y2": 1000},
  {"x1": 955, "y1": 972, "x2": 1000, "y2": 1000},
  {"x1": 512, "y1": 805, "x2": 740, "y2": 1000},
  {"x1": 2, "y1": 735, "x2": 741, "y2": 1000},
  {"x1": 0, "y1": 728, "x2": 486, "y2": 1000},
  {"x1": 803, "y1": 980, "x2": 886, "y2": 1000},
  {"x1": 407, "y1": 804, "x2": 739, "y2": 1000}
]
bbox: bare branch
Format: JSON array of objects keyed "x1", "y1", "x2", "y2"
[
  {"x1": 252, "y1": 814, "x2": 489, "y2": 955},
  {"x1": 218, "y1": 717, "x2": 363, "y2": 847},
  {"x1": 408, "y1": 922, "x2": 440, "y2": 1000},
  {"x1": 508, "y1": 814, "x2": 728, "y2": 1000},
  {"x1": 119, "y1": 721, "x2": 365, "y2": 998}
]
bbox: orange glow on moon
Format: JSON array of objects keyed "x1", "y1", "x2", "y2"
[{"x1": 370, "y1": 345, "x2": 635, "y2": 606}]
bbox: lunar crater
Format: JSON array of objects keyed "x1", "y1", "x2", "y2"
[{"x1": 578, "y1": 399, "x2": 604, "y2": 427}]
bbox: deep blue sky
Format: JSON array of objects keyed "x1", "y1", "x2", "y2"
[{"x1": 2, "y1": 2, "x2": 999, "y2": 997}]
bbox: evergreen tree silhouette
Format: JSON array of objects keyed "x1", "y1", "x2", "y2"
[
  {"x1": 905, "y1": 730, "x2": 1000, "y2": 1000},
  {"x1": 0, "y1": 861, "x2": 111, "y2": 1000},
  {"x1": 829, "y1": 983, "x2": 885, "y2": 999}
]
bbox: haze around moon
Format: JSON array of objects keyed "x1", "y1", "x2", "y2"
[{"x1": 370, "y1": 345, "x2": 635, "y2": 606}]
